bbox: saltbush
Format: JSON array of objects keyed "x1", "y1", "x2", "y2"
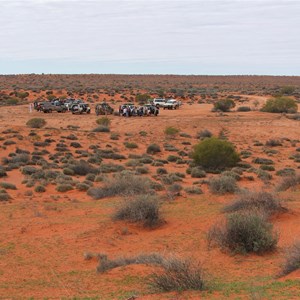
[
  {"x1": 26, "y1": 118, "x2": 46, "y2": 128},
  {"x1": 208, "y1": 212, "x2": 278, "y2": 254}
]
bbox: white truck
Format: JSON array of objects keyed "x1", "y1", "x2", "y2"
[{"x1": 162, "y1": 99, "x2": 181, "y2": 110}]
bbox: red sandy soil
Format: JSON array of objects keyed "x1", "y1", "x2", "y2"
[{"x1": 0, "y1": 95, "x2": 300, "y2": 299}]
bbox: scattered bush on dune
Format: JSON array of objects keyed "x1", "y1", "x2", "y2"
[
  {"x1": 208, "y1": 211, "x2": 278, "y2": 254},
  {"x1": 147, "y1": 144, "x2": 161, "y2": 155},
  {"x1": 26, "y1": 118, "x2": 46, "y2": 128},
  {"x1": 192, "y1": 137, "x2": 239, "y2": 172},
  {"x1": 277, "y1": 174, "x2": 300, "y2": 191},
  {"x1": 87, "y1": 173, "x2": 153, "y2": 199},
  {"x1": 96, "y1": 116, "x2": 111, "y2": 127},
  {"x1": 113, "y1": 194, "x2": 163, "y2": 228},
  {"x1": 96, "y1": 253, "x2": 205, "y2": 292},
  {"x1": 0, "y1": 182, "x2": 17, "y2": 190},
  {"x1": 279, "y1": 241, "x2": 300, "y2": 277},
  {"x1": 223, "y1": 191, "x2": 285, "y2": 216},
  {"x1": 213, "y1": 98, "x2": 235, "y2": 112},
  {"x1": 209, "y1": 175, "x2": 238, "y2": 194}
]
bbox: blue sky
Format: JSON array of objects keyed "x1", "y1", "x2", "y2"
[{"x1": 1, "y1": 0, "x2": 300, "y2": 75}]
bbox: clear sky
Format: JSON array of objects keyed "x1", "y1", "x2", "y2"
[{"x1": 1, "y1": 0, "x2": 300, "y2": 75}]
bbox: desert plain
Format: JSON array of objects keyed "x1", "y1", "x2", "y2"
[{"x1": 0, "y1": 75, "x2": 300, "y2": 299}]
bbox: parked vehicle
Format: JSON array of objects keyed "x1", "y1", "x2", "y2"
[
  {"x1": 163, "y1": 99, "x2": 180, "y2": 110},
  {"x1": 95, "y1": 102, "x2": 114, "y2": 115},
  {"x1": 153, "y1": 98, "x2": 166, "y2": 108},
  {"x1": 64, "y1": 99, "x2": 83, "y2": 110},
  {"x1": 40, "y1": 102, "x2": 67, "y2": 113},
  {"x1": 71, "y1": 103, "x2": 91, "y2": 114}
]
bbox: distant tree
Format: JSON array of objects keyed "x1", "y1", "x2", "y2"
[{"x1": 135, "y1": 93, "x2": 150, "y2": 104}]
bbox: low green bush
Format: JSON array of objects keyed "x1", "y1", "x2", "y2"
[
  {"x1": 193, "y1": 137, "x2": 239, "y2": 172},
  {"x1": 261, "y1": 96, "x2": 297, "y2": 113}
]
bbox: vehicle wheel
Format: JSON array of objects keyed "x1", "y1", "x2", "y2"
[
  {"x1": 48, "y1": 109, "x2": 52, "y2": 113},
  {"x1": 87, "y1": 111, "x2": 90, "y2": 114}
]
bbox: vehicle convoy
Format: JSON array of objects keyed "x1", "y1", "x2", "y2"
[
  {"x1": 71, "y1": 103, "x2": 91, "y2": 114},
  {"x1": 163, "y1": 99, "x2": 181, "y2": 110},
  {"x1": 95, "y1": 102, "x2": 114, "y2": 115}
]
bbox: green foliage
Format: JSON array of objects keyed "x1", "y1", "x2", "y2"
[
  {"x1": 135, "y1": 93, "x2": 150, "y2": 104},
  {"x1": 164, "y1": 126, "x2": 179, "y2": 136},
  {"x1": 280, "y1": 85, "x2": 296, "y2": 95},
  {"x1": 26, "y1": 118, "x2": 46, "y2": 128},
  {"x1": 261, "y1": 96, "x2": 297, "y2": 113},
  {"x1": 192, "y1": 137, "x2": 239, "y2": 171},
  {"x1": 213, "y1": 99, "x2": 235, "y2": 112},
  {"x1": 96, "y1": 117, "x2": 111, "y2": 127}
]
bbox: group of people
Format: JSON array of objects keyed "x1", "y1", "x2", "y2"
[{"x1": 119, "y1": 104, "x2": 159, "y2": 117}]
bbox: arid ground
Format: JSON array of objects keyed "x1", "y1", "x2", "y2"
[{"x1": 0, "y1": 75, "x2": 300, "y2": 299}]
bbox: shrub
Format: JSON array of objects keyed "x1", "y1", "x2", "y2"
[
  {"x1": 92, "y1": 126, "x2": 110, "y2": 132},
  {"x1": 113, "y1": 195, "x2": 163, "y2": 228},
  {"x1": 87, "y1": 173, "x2": 152, "y2": 199},
  {"x1": 280, "y1": 241, "x2": 300, "y2": 276},
  {"x1": 208, "y1": 212, "x2": 278, "y2": 254},
  {"x1": 110, "y1": 133, "x2": 120, "y2": 140},
  {"x1": 277, "y1": 174, "x2": 300, "y2": 191},
  {"x1": 192, "y1": 138, "x2": 239, "y2": 172},
  {"x1": 252, "y1": 157, "x2": 274, "y2": 165},
  {"x1": 35, "y1": 185, "x2": 46, "y2": 193},
  {"x1": 76, "y1": 182, "x2": 90, "y2": 191},
  {"x1": 97, "y1": 252, "x2": 164, "y2": 273},
  {"x1": 260, "y1": 165, "x2": 275, "y2": 171},
  {"x1": 196, "y1": 129, "x2": 212, "y2": 140},
  {"x1": 0, "y1": 167, "x2": 7, "y2": 178},
  {"x1": 184, "y1": 186, "x2": 203, "y2": 194},
  {"x1": 237, "y1": 106, "x2": 251, "y2": 112},
  {"x1": 213, "y1": 99, "x2": 235, "y2": 112},
  {"x1": 149, "y1": 257, "x2": 205, "y2": 292},
  {"x1": 70, "y1": 161, "x2": 97, "y2": 176},
  {"x1": 70, "y1": 142, "x2": 82, "y2": 148},
  {"x1": 266, "y1": 139, "x2": 282, "y2": 147},
  {"x1": 209, "y1": 175, "x2": 238, "y2": 194},
  {"x1": 56, "y1": 184, "x2": 73, "y2": 192},
  {"x1": 0, "y1": 182, "x2": 17, "y2": 190},
  {"x1": 147, "y1": 144, "x2": 161, "y2": 155},
  {"x1": 96, "y1": 117, "x2": 111, "y2": 127},
  {"x1": 26, "y1": 118, "x2": 46, "y2": 128},
  {"x1": 223, "y1": 191, "x2": 285, "y2": 215},
  {"x1": 156, "y1": 168, "x2": 168, "y2": 175},
  {"x1": 124, "y1": 142, "x2": 138, "y2": 149},
  {"x1": 276, "y1": 168, "x2": 295, "y2": 177},
  {"x1": 191, "y1": 167, "x2": 206, "y2": 178},
  {"x1": 21, "y1": 166, "x2": 38, "y2": 175},
  {"x1": 165, "y1": 126, "x2": 179, "y2": 136},
  {"x1": 0, "y1": 192, "x2": 11, "y2": 201},
  {"x1": 96, "y1": 253, "x2": 205, "y2": 292},
  {"x1": 261, "y1": 96, "x2": 297, "y2": 113}
]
